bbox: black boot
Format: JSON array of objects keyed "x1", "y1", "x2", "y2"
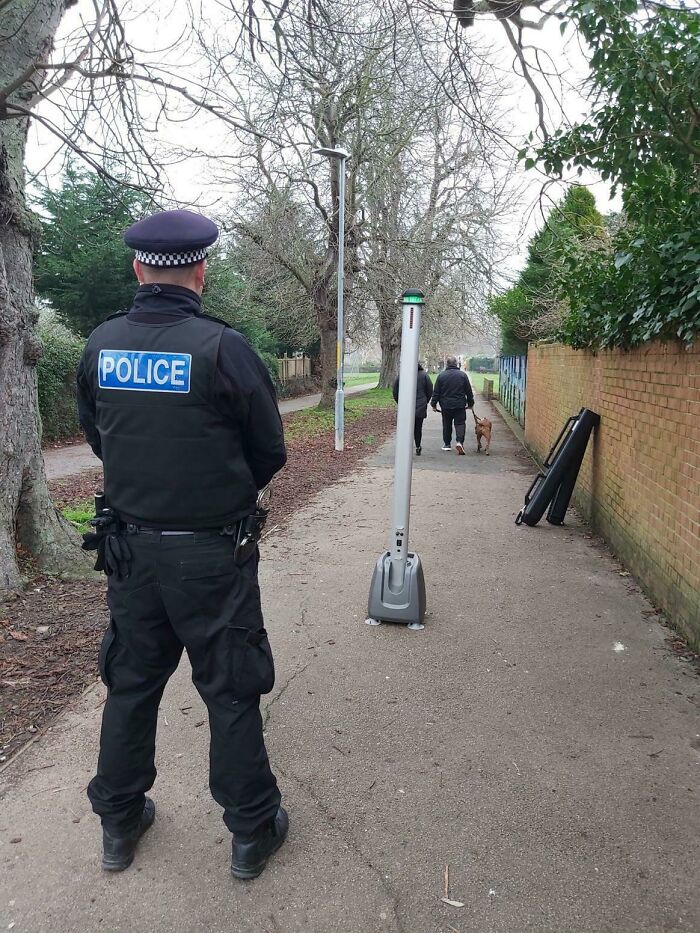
[
  {"x1": 101, "y1": 797, "x2": 155, "y2": 872},
  {"x1": 231, "y1": 806, "x2": 289, "y2": 880}
]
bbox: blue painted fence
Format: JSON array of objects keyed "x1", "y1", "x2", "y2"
[{"x1": 499, "y1": 355, "x2": 527, "y2": 426}]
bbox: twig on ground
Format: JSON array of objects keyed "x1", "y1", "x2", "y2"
[{"x1": 23, "y1": 762, "x2": 56, "y2": 774}]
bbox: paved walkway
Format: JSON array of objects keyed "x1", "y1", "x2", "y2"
[
  {"x1": 3, "y1": 404, "x2": 698, "y2": 932},
  {"x1": 43, "y1": 382, "x2": 378, "y2": 480}
]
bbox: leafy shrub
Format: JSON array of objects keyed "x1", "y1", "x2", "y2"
[
  {"x1": 36, "y1": 308, "x2": 85, "y2": 440},
  {"x1": 523, "y1": 1, "x2": 700, "y2": 350},
  {"x1": 559, "y1": 185, "x2": 700, "y2": 349},
  {"x1": 489, "y1": 188, "x2": 605, "y2": 353}
]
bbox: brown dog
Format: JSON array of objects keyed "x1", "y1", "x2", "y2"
[{"x1": 472, "y1": 409, "x2": 492, "y2": 455}]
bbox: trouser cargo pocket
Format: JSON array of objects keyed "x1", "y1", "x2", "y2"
[
  {"x1": 229, "y1": 627, "x2": 275, "y2": 699},
  {"x1": 98, "y1": 621, "x2": 117, "y2": 689}
]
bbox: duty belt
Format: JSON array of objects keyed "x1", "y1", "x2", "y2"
[
  {"x1": 89, "y1": 484, "x2": 272, "y2": 568},
  {"x1": 122, "y1": 523, "x2": 227, "y2": 537}
]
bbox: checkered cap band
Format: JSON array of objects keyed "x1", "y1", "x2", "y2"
[{"x1": 134, "y1": 247, "x2": 208, "y2": 267}]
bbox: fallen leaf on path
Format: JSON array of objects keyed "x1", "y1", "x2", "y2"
[
  {"x1": 9, "y1": 631, "x2": 27, "y2": 642},
  {"x1": 441, "y1": 898, "x2": 464, "y2": 908}
]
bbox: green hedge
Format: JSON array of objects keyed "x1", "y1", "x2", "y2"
[{"x1": 36, "y1": 309, "x2": 85, "y2": 440}]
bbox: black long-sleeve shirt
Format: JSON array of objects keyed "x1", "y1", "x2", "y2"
[{"x1": 76, "y1": 283, "x2": 286, "y2": 490}]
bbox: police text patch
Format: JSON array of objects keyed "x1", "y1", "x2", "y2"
[{"x1": 98, "y1": 350, "x2": 191, "y2": 393}]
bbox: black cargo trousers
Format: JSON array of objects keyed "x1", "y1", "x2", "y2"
[{"x1": 87, "y1": 529, "x2": 281, "y2": 838}]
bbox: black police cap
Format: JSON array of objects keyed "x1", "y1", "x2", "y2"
[{"x1": 124, "y1": 209, "x2": 219, "y2": 267}]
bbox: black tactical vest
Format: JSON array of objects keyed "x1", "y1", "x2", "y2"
[{"x1": 82, "y1": 311, "x2": 258, "y2": 529}]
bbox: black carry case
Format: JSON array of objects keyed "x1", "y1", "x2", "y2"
[{"x1": 516, "y1": 408, "x2": 600, "y2": 527}]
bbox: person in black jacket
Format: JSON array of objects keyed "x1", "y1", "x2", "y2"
[
  {"x1": 393, "y1": 363, "x2": 433, "y2": 456},
  {"x1": 76, "y1": 210, "x2": 288, "y2": 880},
  {"x1": 431, "y1": 356, "x2": 475, "y2": 454}
]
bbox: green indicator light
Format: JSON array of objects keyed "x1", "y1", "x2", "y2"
[{"x1": 403, "y1": 295, "x2": 424, "y2": 303}]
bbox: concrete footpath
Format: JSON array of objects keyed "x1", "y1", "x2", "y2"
[
  {"x1": 3, "y1": 404, "x2": 698, "y2": 932},
  {"x1": 43, "y1": 382, "x2": 377, "y2": 480}
]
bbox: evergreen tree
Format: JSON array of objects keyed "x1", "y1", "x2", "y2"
[
  {"x1": 490, "y1": 187, "x2": 604, "y2": 353},
  {"x1": 33, "y1": 165, "x2": 150, "y2": 335}
]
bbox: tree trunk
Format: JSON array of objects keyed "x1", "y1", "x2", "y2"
[
  {"x1": 312, "y1": 248, "x2": 338, "y2": 409},
  {"x1": 378, "y1": 301, "x2": 401, "y2": 388},
  {"x1": 317, "y1": 311, "x2": 337, "y2": 408},
  {"x1": 0, "y1": 0, "x2": 93, "y2": 596},
  {"x1": 379, "y1": 339, "x2": 400, "y2": 388}
]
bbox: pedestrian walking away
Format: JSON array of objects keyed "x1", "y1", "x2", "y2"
[
  {"x1": 76, "y1": 209, "x2": 289, "y2": 880},
  {"x1": 393, "y1": 362, "x2": 433, "y2": 456},
  {"x1": 430, "y1": 356, "x2": 474, "y2": 454}
]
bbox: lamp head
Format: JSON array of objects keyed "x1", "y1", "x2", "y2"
[{"x1": 312, "y1": 146, "x2": 351, "y2": 160}]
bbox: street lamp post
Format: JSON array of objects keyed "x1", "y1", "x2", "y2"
[{"x1": 312, "y1": 146, "x2": 351, "y2": 451}]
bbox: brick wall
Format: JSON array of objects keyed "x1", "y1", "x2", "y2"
[{"x1": 525, "y1": 342, "x2": 700, "y2": 649}]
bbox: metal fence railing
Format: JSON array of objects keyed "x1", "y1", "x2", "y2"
[{"x1": 499, "y1": 354, "x2": 527, "y2": 426}]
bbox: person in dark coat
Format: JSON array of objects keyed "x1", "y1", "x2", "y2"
[
  {"x1": 393, "y1": 363, "x2": 434, "y2": 456},
  {"x1": 431, "y1": 356, "x2": 474, "y2": 454}
]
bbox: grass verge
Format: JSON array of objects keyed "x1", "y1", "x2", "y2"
[
  {"x1": 62, "y1": 500, "x2": 94, "y2": 534},
  {"x1": 344, "y1": 372, "x2": 379, "y2": 388},
  {"x1": 467, "y1": 371, "x2": 500, "y2": 394},
  {"x1": 284, "y1": 387, "x2": 393, "y2": 440}
]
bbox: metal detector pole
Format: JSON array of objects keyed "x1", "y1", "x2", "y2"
[
  {"x1": 366, "y1": 289, "x2": 427, "y2": 630},
  {"x1": 387, "y1": 291, "x2": 423, "y2": 591}
]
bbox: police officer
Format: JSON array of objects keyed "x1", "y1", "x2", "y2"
[{"x1": 76, "y1": 210, "x2": 288, "y2": 879}]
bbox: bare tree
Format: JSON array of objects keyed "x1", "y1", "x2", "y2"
[
  {"x1": 197, "y1": 0, "x2": 440, "y2": 405},
  {"x1": 361, "y1": 92, "x2": 512, "y2": 385},
  {"x1": 228, "y1": 188, "x2": 319, "y2": 352},
  {"x1": 0, "y1": 0, "x2": 277, "y2": 595},
  {"x1": 0, "y1": 0, "x2": 87, "y2": 593},
  {"x1": 201, "y1": 0, "x2": 514, "y2": 400}
]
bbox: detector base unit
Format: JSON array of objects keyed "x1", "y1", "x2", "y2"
[{"x1": 367, "y1": 551, "x2": 426, "y2": 627}]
